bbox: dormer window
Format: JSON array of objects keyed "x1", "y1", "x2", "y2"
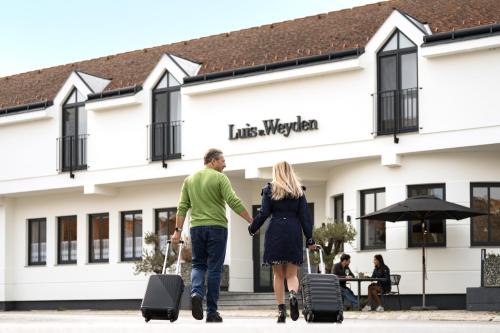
[
  {"x1": 151, "y1": 71, "x2": 181, "y2": 164},
  {"x1": 59, "y1": 88, "x2": 88, "y2": 175},
  {"x1": 377, "y1": 30, "x2": 418, "y2": 140}
]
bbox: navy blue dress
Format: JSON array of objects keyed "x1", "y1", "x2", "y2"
[{"x1": 249, "y1": 184, "x2": 314, "y2": 266}]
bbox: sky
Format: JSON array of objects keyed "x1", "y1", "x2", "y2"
[{"x1": 0, "y1": 0, "x2": 384, "y2": 77}]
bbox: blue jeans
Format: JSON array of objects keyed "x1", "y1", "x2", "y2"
[
  {"x1": 340, "y1": 286, "x2": 359, "y2": 309},
  {"x1": 190, "y1": 226, "x2": 228, "y2": 315}
]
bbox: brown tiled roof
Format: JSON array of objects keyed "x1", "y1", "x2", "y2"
[{"x1": 1, "y1": 0, "x2": 499, "y2": 109}]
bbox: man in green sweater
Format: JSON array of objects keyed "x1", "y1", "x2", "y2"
[{"x1": 172, "y1": 148, "x2": 252, "y2": 323}]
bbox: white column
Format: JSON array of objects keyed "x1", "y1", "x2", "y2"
[
  {"x1": 46, "y1": 216, "x2": 57, "y2": 267},
  {"x1": 0, "y1": 201, "x2": 7, "y2": 303},
  {"x1": 0, "y1": 199, "x2": 14, "y2": 303},
  {"x1": 77, "y1": 213, "x2": 88, "y2": 265},
  {"x1": 142, "y1": 208, "x2": 154, "y2": 252},
  {"x1": 108, "y1": 210, "x2": 120, "y2": 263},
  {"x1": 227, "y1": 179, "x2": 254, "y2": 292}
]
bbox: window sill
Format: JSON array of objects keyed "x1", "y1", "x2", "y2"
[
  {"x1": 151, "y1": 154, "x2": 182, "y2": 162},
  {"x1": 87, "y1": 261, "x2": 110, "y2": 264},
  {"x1": 24, "y1": 264, "x2": 47, "y2": 268}
]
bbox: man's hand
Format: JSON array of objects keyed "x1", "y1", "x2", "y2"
[
  {"x1": 171, "y1": 230, "x2": 181, "y2": 244},
  {"x1": 307, "y1": 244, "x2": 317, "y2": 251}
]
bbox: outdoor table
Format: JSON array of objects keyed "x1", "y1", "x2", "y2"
[{"x1": 337, "y1": 277, "x2": 385, "y2": 310}]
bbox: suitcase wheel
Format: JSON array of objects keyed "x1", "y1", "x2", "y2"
[
  {"x1": 170, "y1": 311, "x2": 179, "y2": 322},
  {"x1": 144, "y1": 316, "x2": 151, "y2": 323},
  {"x1": 304, "y1": 310, "x2": 314, "y2": 323},
  {"x1": 337, "y1": 312, "x2": 343, "y2": 323}
]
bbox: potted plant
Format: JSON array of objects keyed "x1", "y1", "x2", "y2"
[
  {"x1": 483, "y1": 252, "x2": 500, "y2": 287},
  {"x1": 308, "y1": 218, "x2": 357, "y2": 274},
  {"x1": 134, "y1": 232, "x2": 192, "y2": 286}
]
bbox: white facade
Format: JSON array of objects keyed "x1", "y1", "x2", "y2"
[{"x1": 1, "y1": 11, "x2": 500, "y2": 305}]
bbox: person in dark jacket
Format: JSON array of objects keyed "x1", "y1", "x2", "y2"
[
  {"x1": 333, "y1": 253, "x2": 359, "y2": 309},
  {"x1": 362, "y1": 254, "x2": 391, "y2": 312},
  {"x1": 248, "y1": 161, "x2": 316, "y2": 323}
]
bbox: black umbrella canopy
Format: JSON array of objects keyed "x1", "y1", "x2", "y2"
[
  {"x1": 358, "y1": 195, "x2": 486, "y2": 222},
  {"x1": 357, "y1": 195, "x2": 487, "y2": 310}
]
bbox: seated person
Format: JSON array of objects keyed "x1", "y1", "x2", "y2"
[
  {"x1": 362, "y1": 254, "x2": 391, "y2": 312},
  {"x1": 333, "y1": 253, "x2": 359, "y2": 309}
]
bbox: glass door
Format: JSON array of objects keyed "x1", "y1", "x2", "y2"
[{"x1": 252, "y1": 205, "x2": 273, "y2": 292}]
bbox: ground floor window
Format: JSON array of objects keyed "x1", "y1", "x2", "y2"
[
  {"x1": 89, "y1": 213, "x2": 109, "y2": 263},
  {"x1": 58, "y1": 215, "x2": 77, "y2": 264},
  {"x1": 333, "y1": 195, "x2": 344, "y2": 223},
  {"x1": 360, "y1": 188, "x2": 386, "y2": 250},
  {"x1": 155, "y1": 208, "x2": 177, "y2": 253},
  {"x1": 471, "y1": 183, "x2": 500, "y2": 246},
  {"x1": 28, "y1": 218, "x2": 46, "y2": 265},
  {"x1": 407, "y1": 184, "x2": 446, "y2": 247},
  {"x1": 121, "y1": 210, "x2": 142, "y2": 261}
]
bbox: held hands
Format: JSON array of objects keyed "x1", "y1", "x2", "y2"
[{"x1": 307, "y1": 244, "x2": 318, "y2": 251}]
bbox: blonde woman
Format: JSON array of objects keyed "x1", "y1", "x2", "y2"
[{"x1": 249, "y1": 161, "x2": 316, "y2": 323}]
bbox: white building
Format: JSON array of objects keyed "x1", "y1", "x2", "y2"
[{"x1": 1, "y1": 0, "x2": 500, "y2": 310}]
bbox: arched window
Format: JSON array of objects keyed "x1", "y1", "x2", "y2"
[
  {"x1": 60, "y1": 88, "x2": 87, "y2": 173},
  {"x1": 377, "y1": 30, "x2": 418, "y2": 137},
  {"x1": 151, "y1": 71, "x2": 181, "y2": 162}
]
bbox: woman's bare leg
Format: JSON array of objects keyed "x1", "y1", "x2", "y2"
[
  {"x1": 273, "y1": 265, "x2": 286, "y2": 304},
  {"x1": 285, "y1": 264, "x2": 299, "y2": 292}
]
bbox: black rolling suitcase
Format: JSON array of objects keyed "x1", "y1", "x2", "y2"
[
  {"x1": 301, "y1": 246, "x2": 343, "y2": 323},
  {"x1": 141, "y1": 240, "x2": 185, "y2": 323}
]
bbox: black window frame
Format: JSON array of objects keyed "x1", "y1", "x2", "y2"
[
  {"x1": 333, "y1": 194, "x2": 344, "y2": 224},
  {"x1": 60, "y1": 87, "x2": 88, "y2": 172},
  {"x1": 360, "y1": 188, "x2": 386, "y2": 250},
  {"x1": 155, "y1": 207, "x2": 177, "y2": 253},
  {"x1": 57, "y1": 215, "x2": 78, "y2": 265},
  {"x1": 470, "y1": 182, "x2": 500, "y2": 246},
  {"x1": 377, "y1": 30, "x2": 419, "y2": 136},
  {"x1": 28, "y1": 218, "x2": 47, "y2": 266},
  {"x1": 407, "y1": 183, "x2": 447, "y2": 248},
  {"x1": 151, "y1": 71, "x2": 182, "y2": 161},
  {"x1": 120, "y1": 210, "x2": 143, "y2": 262},
  {"x1": 88, "y1": 213, "x2": 109, "y2": 263}
]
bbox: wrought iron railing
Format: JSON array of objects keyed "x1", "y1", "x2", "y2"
[
  {"x1": 56, "y1": 134, "x2": 88, "y2": 178},
  {"x1": 147, "y1": 121, "x2": 182, "y2": 168},
  {"x1": 372, "y1": 87, "x2": 419, "y2": 143}
]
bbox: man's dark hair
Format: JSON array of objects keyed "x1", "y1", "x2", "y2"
[
  {"x1": 204, "y1": 148, "x2": 223, "y2": 165},
  {"x1": 340, "y1": 253, "x2": 350, "y2": 262}
]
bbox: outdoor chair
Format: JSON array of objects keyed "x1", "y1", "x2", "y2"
[{"x1": 381, "y1": 274, "x2": 402, "y2": 310}]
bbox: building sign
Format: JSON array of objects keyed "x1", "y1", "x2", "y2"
[{"x1": 228, "y1": 115, "x2": 318, "y2": 140}]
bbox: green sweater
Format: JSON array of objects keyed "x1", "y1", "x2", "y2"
[{"x1": 177, "y1": 168, "x2": 246, "y2": 228}]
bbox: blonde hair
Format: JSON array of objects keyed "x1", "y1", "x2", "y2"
[{"x1": 271, "y1": 161, "x2": 304, "y2": 200}]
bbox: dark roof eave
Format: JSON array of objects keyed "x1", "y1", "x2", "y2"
[
  {"x1": 423, "y1": 23, "x2": 500, "y2": 46},
  {"x1": 183, "y1": 47, "x2": 365, "y2": 85},
  {"x1": 0, "y1": 100, "x2": 54, "y2": 117},
  {"x1": 87, "y1": 85, "x2": 143, "y2": 102}
]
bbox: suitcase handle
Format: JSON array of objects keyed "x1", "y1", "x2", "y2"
[
  {"x1": 305, "y1": 245, "x2": 326, "y2": 274},
  {"x1": 162, "y1": 239, "x2": 184, "y2": 275}
]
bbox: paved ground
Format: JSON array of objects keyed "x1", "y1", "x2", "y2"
[{"x1": 0, "y1": 310, "x2": 499, "y2": 333}]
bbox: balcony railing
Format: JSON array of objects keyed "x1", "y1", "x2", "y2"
[
  {"x1": 147, "y1": 121, "x2": 182, "y2": 168},
  {"x1": 372, "y1": 87, "x2": 419, "y2": 143},
  {"x1": 56, "y1": 134, "x2": 88, "y2": 178}
]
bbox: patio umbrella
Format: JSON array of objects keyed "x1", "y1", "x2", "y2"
[{"x1": 358, "y1": 195, "x2": 487, "y2": 310}]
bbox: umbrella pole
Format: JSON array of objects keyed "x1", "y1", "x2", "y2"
[
  {"x1": 422, "y1": 219, "x2": 426, "y2": 308},
  {"x1": 411, "y1": 219, "x2": 437, "y2": 310}
]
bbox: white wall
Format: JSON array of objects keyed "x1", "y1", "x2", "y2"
[
  {"x1": 420, "y1": 48, "x2": 500, "y2": 134},
  {"x1": 326, "y1": 150, "x2": 500, "y2": 295},
  {"x1": 2, "y1": 34, "x2": 500, "y2": 196},
  {"x1": 4, "y1": 181, "x2": 183, "y2": 301},
  {"x1": 0, "y1": 116, "x2": 58, "y2": 180}
]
